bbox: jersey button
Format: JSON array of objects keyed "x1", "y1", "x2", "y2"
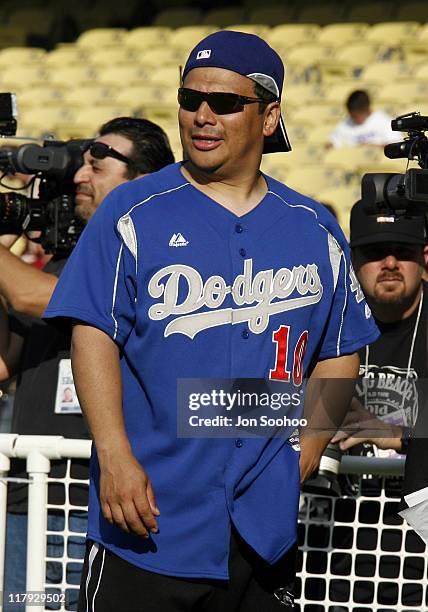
[
  {"x1": 235, "y1": 439, "x2": 243, "y2": 448},
  {"x1": 241, "y1": 329, "x2": 249, "y2": 339},
  {"x1": 239, "y1": 248, "x2": 246, "y2": 257},
  {"x1": 235, "y1": 224, "x2": 244, "y2": 233}
]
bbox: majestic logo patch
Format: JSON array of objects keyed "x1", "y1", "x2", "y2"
[
  {"x1": 196, "y1": 49, "x2": 211, "y2": 60},
  {"x1": 169, "y1": 233, "x2": 189, "y2": 247},
  {"x1": 148, "y1": 258, "x2": 323, "y2": 339}
]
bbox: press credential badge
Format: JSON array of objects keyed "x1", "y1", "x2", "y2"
[{"x1": 54, "y1": 358, "x2": 81, "y2": 414}]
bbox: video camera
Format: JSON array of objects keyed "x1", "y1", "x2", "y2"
[
  {"x1": 362, "y1": 112, "x2": 428, "y2": 215},
  {"x1": 0, "y1": 93, "x2": 92, "y2": 256}
]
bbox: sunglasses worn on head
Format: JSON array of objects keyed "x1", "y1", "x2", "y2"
[
  {"x1": 88, "y1": 142, "x2": 132, "y2": 165},
  {"x1": 178, "y1": 87, "x2": 270, "y2": 115}
]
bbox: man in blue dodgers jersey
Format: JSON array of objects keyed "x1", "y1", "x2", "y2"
[{"x1": 44, "y1": 31, "x2": 379, "y2": 611}]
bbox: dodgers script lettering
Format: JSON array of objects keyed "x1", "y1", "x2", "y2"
[{"x1": 148, "y1": 259, "x2": 323, "y2": 338}]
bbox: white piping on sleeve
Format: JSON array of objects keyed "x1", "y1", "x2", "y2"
[
  {"x1": 327, "y1": 232, "x2": 343, "y2": 292},
  {"x1": 267, "y1": 190, "x2": 319, "y2": 219},
  {"x1": 111, "y1": 243, "x2": 123, "y2": 341},
  {"x1": 337, "y1": 254, "x2": 347, "y2": 356},
  {"x1": 122, "y1": 181, "x2": 190, "y2": 218}
]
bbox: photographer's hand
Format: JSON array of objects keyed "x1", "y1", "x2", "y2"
[
  {"x1": 331, "y1": 398, "x2": 403, "y2": 451},
  {"x1": 0, "y1": 242, "x2": 57, "y2": 317}
]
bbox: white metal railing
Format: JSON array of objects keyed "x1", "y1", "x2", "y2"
[
  {"x1": 0, "y1": 435, "x2": 91, "y2": 612},
  {"x1": 0, "y1": 435, "x2": 426, "y2": 611}
]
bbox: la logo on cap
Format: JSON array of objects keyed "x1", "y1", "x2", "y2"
[{"x1": 196, "y1": 49, "x2": 211, "y2": 59}]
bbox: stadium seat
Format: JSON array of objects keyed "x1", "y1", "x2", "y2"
[
  {"x1": 95, "y1": 65, "x2": 150, "y2": 87},
  {"x1": 18, "y1": 87, "x2": 65, "y2": 108},
  {"x1": 161, "y1": 120, "x2": 182, "y2": 160},
  {"x1": 0, "y1": 65, "x2": 47, "y2": 89},
  {"x1": 414, "y1": 64, "x2": 428, "y2": 81},
  {"x1": 285, "y1": 165, "x2": 346, "y2": 196},
  {"x1": 169, "y1": 26, "x2": 218, "y2": 51},
  {"x1": 125, "y1": 27, "x2": 171, "y2": 50},
  {"x1": 332, "y1": 42, "x2": 380, "y2": 67},
  {"x1": 317, "y1": 23, "x2": 370, "y2": 46},
  {"x1": 317, "y1": 185, "x2": 361, "y2": 231},
  {"x1": 149, "y1": 66, "x2": 182, "y2": 87},
  {"x1": 61, "y1": 85, "x2": 114, "y2": 107},
  {"x1": 46, "y1": 66, "x2": 97, "y2": 88},
  {"x1": 285, "y1": 121, "x2": 311, "y2": 144},
  {"x1": 320, "y1": 81, "x2": 379, "y2": 104},
  {"x1": 226, "y1": 24, "x2": 270, "y2": 37},
  {"x1": 309, "y1": 124, "x2": 337, "y2": 146},
  {"x1": 114, "y1": 85, "x2": 178, "y2": 110},
  {"x1": 266, "y1": 24, "x2": 321, "y2": 49},
  {"x1": 375, "y1": 81, "x2": 428, "y2": 105},
  {"x1": 20, "y1": 106, "x2": 77, "y2": 135},
  {"x1": 143, "y1": 105, "x2": 178, "y2": 124},
  {"x1": 76, "y1": 28, "x2": 127, "y2": 48},
  {"x1": 0, "y1": 47, "x2": 46, "y2": 65},
  {"x1": 317, "y1": 43, "x2": 381, "y2": 81},
  {"x1": 201, "y1": 8, "x2": 246, "y2": 27},
  {"x1": 323, "y1": 146, "x2": 384, "y2": 172},
  {"x1": 140, "y1": 47, "x2": 186, "y2": 68},
  {"x1": 89, "y1": 47, "x2": 135, "y2": 67},
  {"x1": 415, "y1": 24, "x2": 428, "y2": 42},
  {"x1": 260, "y1": 153, "x2": 295, "y2": 182},
  {"x1": 153, "y1": 8, "x2": 202, "y2": 28},
  {"x1": 283, "y1": 84, "x2": 324, "y2": 110},
  {"x1": 285, "y1": 143, "x2": 323, "y2": 166},
  {"x1": 289, "y1": 104, "x2": 342, "y2": 126},
  {"x1": 45, "y1": 46, "x2": 87, "y2": 66},
  {"x1": 67, "y1": 107, "x2": 133, "y2": 132},
  {"x1": 365, "y1": 22, "x2": 421, "y2": 44},
  {"x1": 402, "y1": 42, "x2": 428, "y2": 67},
  {"x1": 360, "y1": 61, "x2": 412, "y2": 84},
  {"x1": 285, "y1": 44, "x2": 334, "y2": 68},
  {"x1": 296, "y1": 3, "x2": 347, "y2": 25},
  {"x1": 248, "y1": 6, "x2": 297, "y2": 25},
  {"x1": 347, "y1": 2, "x2": 394, "y2": 23}
]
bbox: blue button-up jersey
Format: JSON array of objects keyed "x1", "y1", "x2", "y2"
[{"x1": 44, "y1": 163, "x2": 379, "y2": 579}]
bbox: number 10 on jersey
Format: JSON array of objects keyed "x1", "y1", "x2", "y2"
[{"x1": 270, "y1": 325, "x2": 308, "y2": 386}]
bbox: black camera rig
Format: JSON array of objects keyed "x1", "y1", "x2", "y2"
[
  {"x1": 0, "y1": 93, "x2": 92, "y2": 256},
  {"x1": 362, "y1": 112, "x2": 428, "y2": 216}
]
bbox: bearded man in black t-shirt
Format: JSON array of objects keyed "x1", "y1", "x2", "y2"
[
  {"x1": 329, "y1": 200, "x2": 428, "y2": 610},
  {"x1": 0, "y1": 118, "x2": 174, "y2": 612},
  {"x1": 334, "y1": 200, "x2": 428, "y2": 455}
]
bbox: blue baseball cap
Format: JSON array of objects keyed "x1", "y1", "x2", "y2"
[{"x1": 182, "y1": 30, "x2": 291, "y2": 154}]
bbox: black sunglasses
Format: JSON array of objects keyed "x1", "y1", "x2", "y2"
[
  {"x1": 177, "y1": 87, "x2": 269, "y2": 115},
  {"x1": 87, "y1": 142, "x2": 132, "y2": 165}
]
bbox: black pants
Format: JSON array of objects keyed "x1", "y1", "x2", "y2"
[{"x1": 78, "y1": 529, "x2": 296, "y2": 611}]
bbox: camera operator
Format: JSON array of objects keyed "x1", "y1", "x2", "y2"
[
  {"x1": 1, "y1": 116, "x2": 174, "y2": 611},
  {"x1": 327, "y1": 199, "x2": 428, "y2": 608},
  {"x1": 332, "y1": 199, "x2": 428, "y2": 455}
]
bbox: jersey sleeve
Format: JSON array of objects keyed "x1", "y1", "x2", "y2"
[
  {"x1": 43, "y1": 190, "x2": 136, "y2": 348},
  {"x1": 317, "y1": 233, "x2": 379, "y2": 360}
]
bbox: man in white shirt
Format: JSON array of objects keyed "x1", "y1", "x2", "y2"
[{"x1": 329, "y1": 90, "x2": 399, "y2": 149}]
